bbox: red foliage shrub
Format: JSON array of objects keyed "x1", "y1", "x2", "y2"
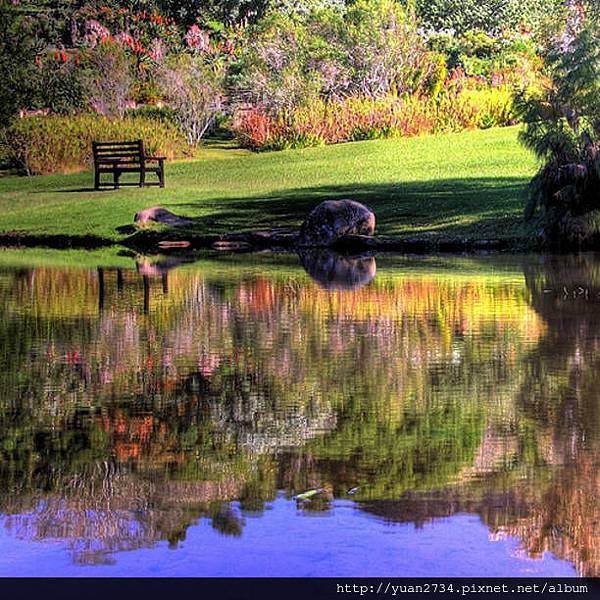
[
  {"x1": 232, "y1": 108, "x2": 273, "y2": 150},
  {"x1": 232, "y1": 83, "x2": 517, "y2": 151}
]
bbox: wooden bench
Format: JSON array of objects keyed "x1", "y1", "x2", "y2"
[{"x1": 92, "y1": 140, "x2": 165, "y2": 190}]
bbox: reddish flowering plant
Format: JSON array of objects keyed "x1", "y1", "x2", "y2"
[
  {"x1": 185, "y1": 24, "x2": 210, "y2": 51},
  {"x1": 53, "y1": 50, "x2": 70, "y2": 63},
  {"x1": 221, "y1": 39, "x2": 235, "y2": 55},
  {"x1": 85, "y1": 19, "x2": 111, "y2": 47},
  {"x1": 148, "y1": 38, "x2": 165, "y2": 62},
  {"x1": 115, "y1": 32, "x2": 135, "y2": 50},
  {"x1": 232, "y1": 107, "x2": 273, "y2": 149}
]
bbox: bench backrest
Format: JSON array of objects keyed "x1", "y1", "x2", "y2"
[{"x1": 92, "y1": 140, "x2": 144, "y2": 164}]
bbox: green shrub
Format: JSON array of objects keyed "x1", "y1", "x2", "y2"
[
  {"x1": 5, "y1": 114, "x2": 192, "y2": 175},
  {"x1": 450, "y1": 87, "x2": 516, "y2": 129},
  {"x1": 125, "y1": 105, "x2": 178, "y2": 124},
  {"x1": 427, "y1": 29, "x2": 541, "y2": 85}
]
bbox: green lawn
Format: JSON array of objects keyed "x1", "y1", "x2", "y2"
[{"x1": 0, "y1": 126, "x2": 538, "y2": 244}]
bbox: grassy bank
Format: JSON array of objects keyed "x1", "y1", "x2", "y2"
[{"x1": 0, "y1": 126, "x2": 537, "y2": 245}]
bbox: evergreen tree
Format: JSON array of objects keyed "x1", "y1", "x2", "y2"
[{"x1": 519, "y1": 6, "x2": 600, "y2": 245}]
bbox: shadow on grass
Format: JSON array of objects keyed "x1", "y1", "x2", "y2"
[
  {"x1": 49, "y1": 186, "x2": 145, "y2": 193},
  {"x1": 54, "y1": 187, "x2": 104, "y2": 193},
  {"x1": 115, "y1": 225, "x2": 138, "y2": 235},
  {"x1": 172, "y1": 176, "x2": 530, "y2": 239}
]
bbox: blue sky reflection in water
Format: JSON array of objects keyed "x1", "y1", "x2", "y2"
[
  {"x1": 0, "y1": 500, "x2": 575, "y2": 577},
  {"x1": 0, "y1": 250, "x2": 597, "y2": 577}
]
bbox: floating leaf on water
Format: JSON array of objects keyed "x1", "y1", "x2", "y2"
[{"x1": 294, "y1": 488, "x2": 324, "y2": 501}]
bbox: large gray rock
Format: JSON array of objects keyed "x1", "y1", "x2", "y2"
[
  {"x1": 134, "y1": 206, "x2": 191, "y2": 227},
  {"x1": 298, "y1": 200, "x2": 375, "y2": 247}
]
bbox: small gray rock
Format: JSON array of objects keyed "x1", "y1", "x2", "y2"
[
  {"x1": 299, "y1": 200, "x2": 375, "y2": 247},
  {"x1": 134, "y1": 206, "x2": 191, "y2": 227}
]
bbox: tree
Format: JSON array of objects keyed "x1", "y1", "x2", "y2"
[
  {"x1": 79, "y1": 41, "x2": 135, "y2": 118},
  {"x1": 415, "y1": 0, "x2": 564, "y2": 35},
  {"x1": 0, "y1": 1, "x2": 45, "y2": 126},
  {"x1": 343, "y1": 0, "x2": 427, "y2": 98},
  {"x1": 519, "y1": 6, "x2": 600, "y2": 246},
  {"x1": 229, "y1": 0, "x2": 430, "y2": 113},
  {"x1": 158, "y1": 0, "x2": 270, "y2": 26},
  {"x1": 157, "y1": 53, "x2": 224, "y2": 144}
]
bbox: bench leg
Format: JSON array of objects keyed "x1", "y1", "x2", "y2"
[
  {"x1": 114, "y1": 171, "x2": 121, "y2": 190},
  {"x1": 159, "y1": 161, "x2": 165, "y2": 188},
  {"x1": 140, "y1": 168, "x2": 145, "y2": 188},
  {"x1": 94, "y1": 169, "x2": 100, "y2": 190}
]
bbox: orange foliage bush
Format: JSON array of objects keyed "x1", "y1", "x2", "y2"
[{"x1": 232, "y1": 85, "x2": 517, "y2": 150}]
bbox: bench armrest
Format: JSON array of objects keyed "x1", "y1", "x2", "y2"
[{"x1": 144, "y1": 156, "x2": 166, "y2": 161}]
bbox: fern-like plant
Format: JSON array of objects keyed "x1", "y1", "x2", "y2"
[{"x1": 518, "y1": 6, "x2": 600, "y2": 245}]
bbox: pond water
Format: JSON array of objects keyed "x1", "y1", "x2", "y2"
[{"x1": 0, "y1": 249, "x2": 598, "y2": 577}]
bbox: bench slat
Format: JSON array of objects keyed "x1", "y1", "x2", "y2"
[
  {"x1": 93, "y1": 141, "x2": 141, "y2": 146},
  {"x1": 97, "y1": 166, "x2": 161, "y2": 172},
  {"x1": 95, "y1": 151, "x2": 142, "y2": 156},
  {"x1": 95, "y1": 151, "x2": 141, "y2": 155},
  {"x1": 93, "y1": 148, "x2": 141, "y2": 153},
  {"x1": 94, "y1": 145, "x2": 141, "y2": 150},
  {"x1": 95, "y1": 155, "x2": 143, "y2": 161},
  {"x1": 94, "y1": 144, "x2": 140, "y2": 150},
  {"x1": 95, "y1": 159, "x2": 141, "y2": 163},
  {"x1": 94, "y1": 146, "x2": 141, "y2": 151}
]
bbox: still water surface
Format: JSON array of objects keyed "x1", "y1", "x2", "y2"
[{"x1": 0, "y1": 250, "x2": 598, "y2": 577}]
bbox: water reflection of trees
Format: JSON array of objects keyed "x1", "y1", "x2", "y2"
[
  {"x1": 358, "y1": 255, "x2": 600, "y2": 576},
  {"x1": 0, "y1": 258, "x2": 596, "y2": 573},
  {"x1": 515, "y1": 255, "x2": 600, "y2": 576}
]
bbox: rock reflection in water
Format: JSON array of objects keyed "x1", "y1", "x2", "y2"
[
  {"x1": 298, "y1": 249, "x2": 376, "y2": 290},
  {"x1": 0, "y1": 253, "x2": 598, "y2": 574},
  {"x1": 135, "y1": 256, "x2": 197, "y2": 278}
]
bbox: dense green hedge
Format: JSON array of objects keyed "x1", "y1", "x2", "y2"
[{"x1": 4, "y1": 114, "x2": 192, "y2": 175}]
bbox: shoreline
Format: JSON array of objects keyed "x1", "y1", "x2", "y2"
[{"x1": 0, "y1": 228, "x2": 530, "y2": 255}]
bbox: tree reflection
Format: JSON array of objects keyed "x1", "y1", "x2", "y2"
[
  {"x1": 0, "y1": 256, "x2": 596, "y2": 573},
  {"x1": 358, "y1": 255, "x2": 600, "y2": 576}
]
